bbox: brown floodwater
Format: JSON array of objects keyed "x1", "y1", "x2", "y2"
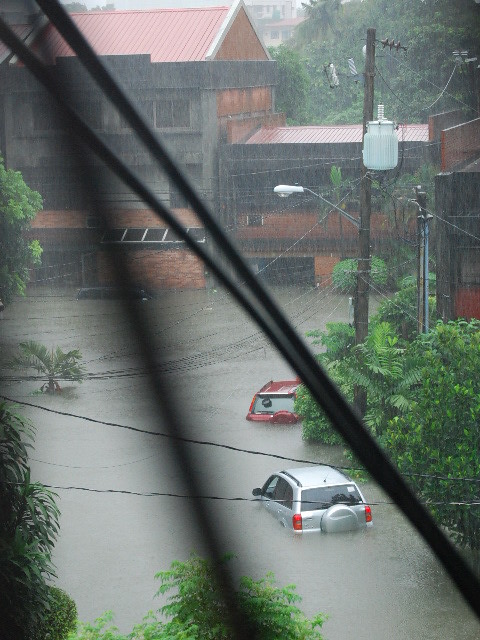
[{"x1": 1, "y1": 286, "x2": 479, "y2": 639}]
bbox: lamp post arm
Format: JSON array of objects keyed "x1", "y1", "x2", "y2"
[{"x1": 302, "y1": 187, "x2": 360, "y2": 228}]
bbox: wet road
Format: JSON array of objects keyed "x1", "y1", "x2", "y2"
[{"x1": 1, "y1": 286, "x2": 479, "y2": 639}]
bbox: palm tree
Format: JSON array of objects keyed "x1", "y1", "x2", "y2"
[
  {"x1": 296, "y1": 0, "x2": 341, "y2": 45},
  {"x1": 342, "y1": 322, "x2": 422, "y2": 436},
  {"x1": 9, "y1": 341, "x2": 86, "y2": 393}
]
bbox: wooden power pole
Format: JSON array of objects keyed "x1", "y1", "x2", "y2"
[{"x1": 354, "y1": 27, "x2": 375, "y2": 416}]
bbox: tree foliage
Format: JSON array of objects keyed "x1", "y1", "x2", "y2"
[
  {"x1": 0, "y1": 403, "x2": 61, "y2": 639},
  {"x1": 34, "y1": 586, "x2": 77, "y2": 640},
  {"x1": 0, "y1": 156, "x2": 43, "y2": 305},
  {"x1": 332, "y1": 256, "x2": 387, "y2": 293},
  {"x1": 68, "y1": 554, "x2": 326, "y2": 639},
  {"x1": 384, "y1": 319, "x2": 480, "y2": 552},
  {"x1": 9, "y1": 341, "x2": 86, "y2": 393},
  {"x1": 372, "y1": 274, "x2": 437, "y2": 341},
  {"x1": 268, "y1": 45, "x2": 311, "y2": 124},
  {"x1": 290, "y1": 0, "x2": 480, "y2": 124},
  {"x1": 297, "y1": 321, "x2": 421, "y2": 442}
]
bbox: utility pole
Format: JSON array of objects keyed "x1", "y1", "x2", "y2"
[
  {"x1": 354, "y1": 27, "x2": 375, "y2": 416},
  {"x1": 416, "y1": 188, "x2": 433, "y2": 333}
]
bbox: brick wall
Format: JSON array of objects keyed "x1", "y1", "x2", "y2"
[
  {"x1": 31, "y1": 208, "x2": 203, "y2": 229},
  {"x1": 441, "y1": 118, "x2": 480, "y2": 171},
  {"x1": 226, "y1": 113, "x2": 285, "y2": 143},
  {"x1": 236, "y1": 211, "x2": 391, "y2": 240},
  {"x1": 428, "y1": 110, "x2": 465, "y2": 141},
  {"x1": 217, "y1": 87, "x2": 272, "y2": 117},
  {"x1": 314, "y1": 255, "x2": 340, "y2": 287},
  {"x1": 97, "y1": 248, "x2": 206, "y2": 290}
]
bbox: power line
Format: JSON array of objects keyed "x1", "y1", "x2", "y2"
[
  {"x1": 3, "y1": 11, "x2": 479, "y2": 618},
  {"x1": 5, "y1": 481, "x2": 479, "y2": 507},
  {"x1": 4, "y1": 395, "x2": 480, "y2": 486}
]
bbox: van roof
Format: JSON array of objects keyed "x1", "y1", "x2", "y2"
[
  {"x1": 258, "y1": 379, "x2": 300, "y2": 395},
  {"x1": 282, "y1": 466, "x2": 349, "y2": 488}
]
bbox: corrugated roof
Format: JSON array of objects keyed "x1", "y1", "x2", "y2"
[
  {"x1": 245, "y1": 124, "x2": 429, "y2": 144},
  {"x1": 35, "y1": 7, "x2": 231, "y2": 63}
]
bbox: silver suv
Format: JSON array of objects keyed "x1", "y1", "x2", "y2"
[{"x1": 252, "y1": 466, "x2": 372, "y2": 534}]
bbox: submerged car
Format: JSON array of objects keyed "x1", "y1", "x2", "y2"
[
  {"x1": 252, "y1": 466, "x2": 372, "y2": 534},
  {"x1": 246, "y1": 379, "x2": 300, "y2": 424},
  {"x1": 76, "y1": 286, "x2": 150, "y2": 300}
]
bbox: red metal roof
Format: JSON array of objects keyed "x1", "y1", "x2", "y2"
[
  {"x1": 34, "y1": 7, "x2": 231, "y2": 63},
  {"x1": 244, "y1": 123, "x2": 429, "y2": 144}
]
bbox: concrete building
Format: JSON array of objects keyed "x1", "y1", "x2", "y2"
[
  {"x1": 0, "y1": 1, "x2": 283, "y2": 290},
  {"x1": 435, "y1": 113, "x2": 480, "y2": 321},
  {"x1": 220, "y1": 122, "x2": 432, "y2": 285}
]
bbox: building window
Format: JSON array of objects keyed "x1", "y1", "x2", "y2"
[
  {"x1": 270, "y1": 30, "x2": 279, "y2": 39},
  {"x1": 156, "y1": 99, "x2": 191, "y2": 128},
  {"x1": 170, "y1": 180, "x2": 190, "y2": 209},
  {"x1": 247, "y1": 214, "x2": 264, "y2": 226}
]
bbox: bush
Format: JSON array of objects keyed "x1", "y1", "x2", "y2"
[
  {"x1": 372, "y1": 274, "x2": 437, "y2": 342},
  {"x1": 34, "y1": 587, "x2": 77, "y2": 640},
  {"x1": 332, "y1": 256, "x2": 387, "y2": 293},
  {"x1": 296, "y1": 364, "x2": 348, "y2": 445}
]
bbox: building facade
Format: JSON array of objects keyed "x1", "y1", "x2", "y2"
[{"x1": 0, "y1": 2, "x2": 282, "y2": 291}]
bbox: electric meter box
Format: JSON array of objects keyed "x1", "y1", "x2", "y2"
[{"x1": 362, "y1": 119, "x2": 399, "y2": 170}]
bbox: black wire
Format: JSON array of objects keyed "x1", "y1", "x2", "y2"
[
  {"x1": 3, "y1": 395, "x2": 480, "y2": 486},
  {"x1": 5, "y1": 482, "x2": 480, "y2": 507},
  {"x1": 2, "y1": 7, "x2": 480, "y2": 621}
]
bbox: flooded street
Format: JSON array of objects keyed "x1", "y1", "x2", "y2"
[{"x1": 1, "y1": 285, "x2": 479, "y2": 639}]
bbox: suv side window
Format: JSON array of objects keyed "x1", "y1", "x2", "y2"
[
  {"x1": 272, "y1": 478, "x2": 292, "y2": 509},
  {"x1": 262, "y1": 475, "x2": 279, "y2": 498}
]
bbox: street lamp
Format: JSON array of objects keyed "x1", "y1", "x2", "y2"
[{"x1": 273, "y1": 184, "x2": 360, "y2": 228}]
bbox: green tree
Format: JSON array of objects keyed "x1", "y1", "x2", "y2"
[
  {"x1": 34, "y1": 586, "x2": 77, "y2": 640},
  {"x1": 0, "y1": 156, "x2": 43, "y2": 305},
  {"x1": 297, "y1": 322, "x2": 421, "y2": 442},
  {"x1": 62, "y1": 2, "x2": 88, "y2": 10},
  {"x1": 268, "y1": 45, "x2": 311, "y2": 124},
  {"x1": 372, "y1": 273, "x2": 437, "y2": 342},
  {"x1": 296, "y1": 0, "x2": 341, "y2": 45},
  {"x1": 68, "y1": 554, "x2": 326, "y2": 639},
  {"x1": 156, "y1": 553, "x2": 326, "y2": 640},
  {"x1": 293, "y1": 0, "x2": 480, "y2": 124},
  {"x1": 9, "y1": 341, "x2": 86, "y2": 393},
  {"x1": 0, "y1": 402, "x2": 61, "y2": 639},
  {"x1": 384, "y1": 319, "x2": 480, "y2": 553},
  {"x1": 332, "y1": 256, "x2": 387, "y2": 293}
]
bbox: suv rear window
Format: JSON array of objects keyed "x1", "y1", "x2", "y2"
[
  {"x1": 300, "y1": 484, "x2": 362, "y2": 512},
  {"x1": 251, "y1": 394, "x2": 295, "y2": 415}
]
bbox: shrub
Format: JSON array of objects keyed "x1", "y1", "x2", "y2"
[
  {"x1": 332, "y1": 256, "x2": 387, "y2": 293},
  {"x1": 34, "y1": 587, "x2": 77, "y2": 640}
]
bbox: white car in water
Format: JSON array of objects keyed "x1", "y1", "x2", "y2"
[{"x1": 252, "y1": 465, "x2": 372, "y2": 534}]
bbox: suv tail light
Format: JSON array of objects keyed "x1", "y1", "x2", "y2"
[
  {"x1": 292, "y1": 513, "x2": 303, "y2": 531},
  {"x1": 248, "y1": 395, "x2": 256, "y2": 413},
  {"x1": 365, "y1": 505, "x2": 372, "y2": 523}
]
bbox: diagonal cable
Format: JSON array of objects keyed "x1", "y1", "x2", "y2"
[{"x1": 1, "y1": 7, "x2": 480, "y2": 622}]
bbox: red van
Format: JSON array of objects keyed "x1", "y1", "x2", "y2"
[{"x1": 246, "y1": 379, "x2": 301, "y2": 424}]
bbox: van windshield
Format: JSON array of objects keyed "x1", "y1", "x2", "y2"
[
  {"x1": 252, "y1": 394, "x2": 295, "y2": 415},
  {"x1": 301, "y1": 484, "x2": 362, "y2": 511}
]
